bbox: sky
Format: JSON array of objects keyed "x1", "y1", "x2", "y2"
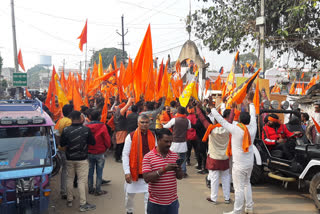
[{"x1": 0, "y1": 0, "x2": 285, "y2": 73}]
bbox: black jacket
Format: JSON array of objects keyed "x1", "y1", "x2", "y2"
[{"x1": 60, "y1": 123, "x2": 96, "y2": 161}]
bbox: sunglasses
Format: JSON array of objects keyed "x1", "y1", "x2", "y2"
[{"x1": 139, "y1": 121, "x2": 149, "y2": 124}]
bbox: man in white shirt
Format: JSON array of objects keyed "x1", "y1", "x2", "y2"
[
  {"x1": 163, "y1": 107, "x2": 191, "y2": 177},
  {"x1": 210, "y1": 96, "x2": 256, "y2": 214},
  {"x1": 122, "y1": 114, "x2": 157, "y2": 214}
]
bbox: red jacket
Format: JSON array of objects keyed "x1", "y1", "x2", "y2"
[
  {"x1": 86, "y1": 121, "x2": 111, "y2": 154},
  {"x1": 262, "y1": 124, "x2": 294, "y2": 149}
]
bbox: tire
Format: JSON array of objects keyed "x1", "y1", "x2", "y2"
[
  {"x1": 250, "y1": 159, "x2": 263, "y2": 185},
  {"x1": 309, "y1": 172, "x2": 320, "y2": 209},
  {"x1": 51, "y1": 153, "x2": 61, "y2": 177}
]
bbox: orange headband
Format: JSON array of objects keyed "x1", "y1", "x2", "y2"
[{"x1": 268, "y1": 117, "x2": 280, "y2": 124}]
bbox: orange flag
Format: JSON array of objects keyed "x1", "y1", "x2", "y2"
[
  {"x1": 175, "y1": 60, "x2": 181, "y2": 77},
  {"x1": 156, "y1": 59, "x2": 164, "y2": 93},
  {"x1": 72, "y1": 84, "x2": 84, "y2": 111},
  {"x1": 306, "y1": 76, "x2": 316, "y2": 90},
  {"x1": 60, "y1": 70, "x2": 67, "y2": 93},
  {"x1": 45, "y1": 66, "x2": 57, "y2": 112},
  {"x1": 253, "y1": 78, "x2": 260, "y2": 114},
  {"x1": 312, "y1": 117, "x2": 320, "y2": 133},
  {"x1": 77, "y1": 19, "x2": 87, "y2": 52},
  {"x1": 301, "y1": 72, "x2": 305, "y2": 79},
  {"x1": 17, "y1": 49, "x2": 26, "y2": 71},
  {"x1": 289, "y1": 79, "x2": 296, "y2": 94},
  {"x1": 159, "y1": 63, "x2": 169, "y2": 98},
  {"x1": 227, "y1": 69, "x2": 260, "y2": 107},
  {"x1": 25, "y1": 88, "x2": 32, "y2": 98},
  {"x1": 205, "y1": 79, "x2": 210, "y2": 94},
  {"x1": 133, "y1": 24, "x2": 153, "y2": 99},
  {"x1": 101, "y1": 94, "x2": 109, "y2": 124}
]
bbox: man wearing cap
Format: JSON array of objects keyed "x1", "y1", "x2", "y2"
[{"x1": 262, "y1": 114, "x2": 301, "y2": 159}]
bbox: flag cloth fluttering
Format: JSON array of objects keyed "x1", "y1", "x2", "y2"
[
  {"x1": 179, "y1": 70, "x2": 199, "y2": 107},
  {"x1": 226, "y1": 69, "x2": 261, "y2": 107},
  {"x1": 289, "y1": 78, "x2": 296, "y2": 95},
  {"x1": 133, "y1": 24, "x2": 153, "y2": 100},
  {"x1": 25, "y1": 88, "x2": 32, "y2": 98},
  {"x1": 253, "y1": 77, "x2": 260, "y2": 114},
  {"x1": 17, "y1": 49, "x2": 25, "y2": 71},
  {"x1": 77, "y1": 19, "x2": 87, "y2": 52}
]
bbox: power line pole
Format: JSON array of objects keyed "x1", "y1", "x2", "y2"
[
  {"x1": 89, "y1": 49, "x2": 95, "y2": 68},
  {"x1": 11, "y1": 0, "x2": 18, "y2": 73},
  {"x1": 116, "y1": 15, "x2": 128, "y2": 64},
  {"x1": 258, "y1": 0, "x2": 265, "y2": 78}
]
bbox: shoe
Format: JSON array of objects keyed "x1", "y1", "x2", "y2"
[
  {"x1": 206, "y1": 197, "x2": 217, "y2": 205},
  {"x1": 127, "y1": 213, "x2": 133, "y2": 214},
  {"x1": 245, "y1": 207, "x2": 254, "y2": 214},
  {"x1": 95, "y1": 190, "x2": 108, "y2": 196},
  {"x1": 195, "y1": 165, "x2": 201, "y2": 170},
  {"x1": 79, "y1": 203, "x2": 96, "y2": 212},
  {"x1": 223, "y1": 211, "x2": 234, "y2": 214},
  {"x1": 224, "y1": 199, "x2": 231, "y2": 204},
  {"x1": 67, "y1": 201, "x2": 73, "y2": 207},
  {"x1": 115, "y1": 159, "x2": 122, "y2": 163},
  {"x1": 183, "y1": 173, "x2": 188, "y2": 178},
  {"x1": 88, "y1": 188, "x2": 95, "y2": 195},
  {"x1": 61, "y1": 194, "x2": 67, "y2": 200},
  {"x1": 197, "y1": 169, "x2": 208, "y2": 174},
  {"x1": 101, "y1": 179, "x2": 111, "y2": 185}
]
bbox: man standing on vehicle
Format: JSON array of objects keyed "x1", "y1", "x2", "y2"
[
  {"x1": 60, "y1": 111, "x2": 96, "y2": 212},
  {"x1": 122, "y1": 114, "x2": 157, "y2": 214},
  {"x1": 313, "y1": 101, "x2": 320, "y2": 143},
  {"x1": 210, "y1": 94, "x2": 257, "y2": 214},
  {"x1": 142, "y1": 128, "x2": 183, "y2": 214}
]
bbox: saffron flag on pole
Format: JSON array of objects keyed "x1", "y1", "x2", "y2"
[
  {"x1": 253, "y1": 77, "x2": 260, "y2": 114},
  {"x1": 226, "y1": 68, "x2": 260, "y2": 107},
  {"x1": 289, "y1": 78, "x2": 296, "y2": 94},
  {"x1": 17, "y1": 49, "x2": 25, "y2": 71},
  {"x1": 25, "y1": 88, "x2": 32, "y2": 98},
  {"x1": 179, "y1": 70, "x2": 199, "y2": 107},
  {"x1": 77, "y1": 19, "x2": 87, "y2": 52},
  {"x1": 98, "y1": 53, "x2": 103, "y2": 77}
]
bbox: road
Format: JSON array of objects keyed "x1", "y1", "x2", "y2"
[{"x1": 49, "y1": 152, "x2": 319, "y2": 214}]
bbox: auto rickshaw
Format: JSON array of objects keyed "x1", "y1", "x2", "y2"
[{"x1": 0, "y1": 99, "x2": 57, "y2": 214}]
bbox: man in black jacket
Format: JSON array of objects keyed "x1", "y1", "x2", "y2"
[{"x1": 60, "y1": 111, "x2": 96, "y2": 212}]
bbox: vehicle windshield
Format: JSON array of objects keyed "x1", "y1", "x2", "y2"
[{"x1": 0, "y1": 127, "x2": 51, "y2": 171}]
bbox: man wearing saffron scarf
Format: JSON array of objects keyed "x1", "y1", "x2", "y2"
[
  {"x1": 163, "y1": 107, "x2": 191, "y2": 177},
  {"x1": 203, "y1": 109, "x2": 231, "y2": 205},
  {"x1": 160, "y1": 106, "x2": 173, "y2": 126},
  {"x1": 210, "y1": 94, "x2": 257, "y2": 214},
  {"x1": 122, "y1": 114, "x2": 157, "y2": 214}
]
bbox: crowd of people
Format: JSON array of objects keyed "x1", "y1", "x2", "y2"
[{"x1": 32, "y1": 89, "x2": 320, "y2": 214}]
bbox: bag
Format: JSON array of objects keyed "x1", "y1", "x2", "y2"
[{"x1": 186, "y1": 128, "x2": 197, "y2": 141}]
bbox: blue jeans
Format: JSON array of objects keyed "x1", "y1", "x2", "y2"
[
  {"x1": 178, "y1": 152, "x2": 187, "y2": 174},
  {"x1": 88, "y1": 154, "x2": 105, "y2": 192},
  {"x1": 147, "y1": 200, "x2": 179, "y2": 214}
]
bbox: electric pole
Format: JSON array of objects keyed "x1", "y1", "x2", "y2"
[
  {"x1": 116, "y1": 15, "x2": 128, "y2": 64},
  {"x1": 11, "y1": 0, "x2": 18, "y2": 73},
  {"x1": 89, "y1": 49, "x2": 95, "y2": 68},
  {"x1": 258, "y1": 0, "x2": 265, "y2": 78}
]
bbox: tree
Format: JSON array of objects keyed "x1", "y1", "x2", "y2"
[
  {"x1": 192, "y1": 0, "x2": 320, "y2": 64},
  {"x1": 239, "y1": 53, "x2": 274, "y2": 70},
  {"x1": 27, "y1": 65, "x2": 50, "y2": 88},
  {"x1": 90, "y1": 48, "x2": 128, "y2": 68}
]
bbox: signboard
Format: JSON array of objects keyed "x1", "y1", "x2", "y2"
[{"x1": 13, "y1": 73, "x2": 27, "y2": 87}]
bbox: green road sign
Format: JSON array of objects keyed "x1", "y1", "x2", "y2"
[{"x1": 13, "y1": 73, "x2": 27, "y2": 87}]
